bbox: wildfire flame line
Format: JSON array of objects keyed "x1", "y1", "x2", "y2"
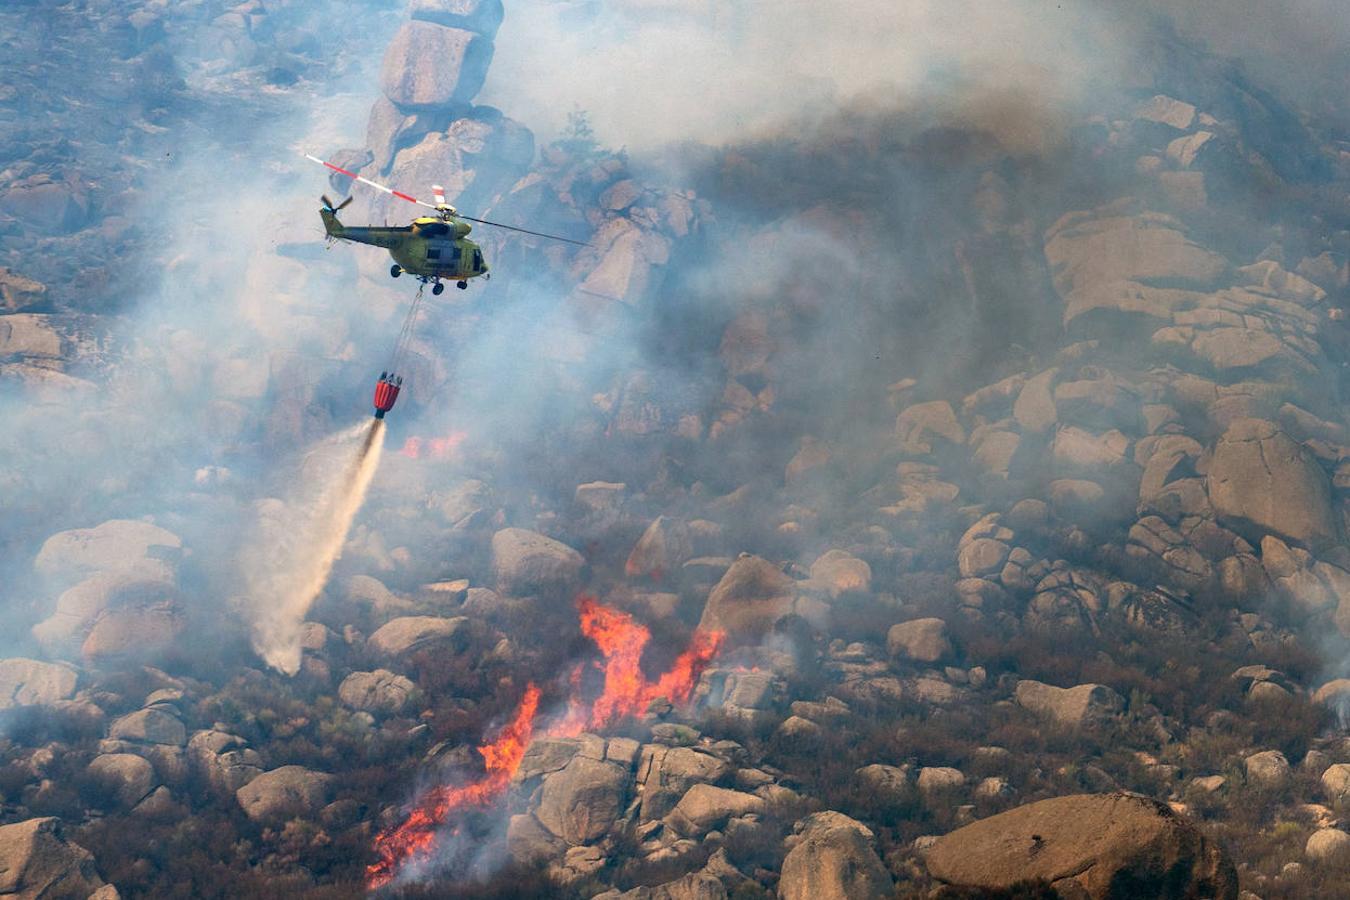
[{"x1": 366, "y1": 596, "x2": 725, "y2": 889}]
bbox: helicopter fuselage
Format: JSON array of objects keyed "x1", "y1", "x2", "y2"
[{"x1": 320, "y1": 209, "x2": 489, "y2": 283}]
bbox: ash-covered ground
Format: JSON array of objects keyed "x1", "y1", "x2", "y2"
[{"x1": 6, "y1": 1, "x2": 1350, "y2": 898}]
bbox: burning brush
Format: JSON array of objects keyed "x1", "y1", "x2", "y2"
[{"x1": 366, "y1": 597, "x2": 724, "y2": 889}]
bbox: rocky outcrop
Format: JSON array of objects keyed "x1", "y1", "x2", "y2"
[
  {"x1": 0, "y1": 817, "x2": 107, "y2": 899},
  {"x1": 1045, "y1": 207, "x2": 1228, "y2": 320},
  {"x1": 925, "y1": 793, "x2": 1238, "y2": 898}
]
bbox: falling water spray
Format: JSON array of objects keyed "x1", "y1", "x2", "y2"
[{"x1": 242, "y1": 418, "x2": 386, "y2": 674}]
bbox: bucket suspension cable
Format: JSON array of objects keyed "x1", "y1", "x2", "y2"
[{"x1": 388, "y1": 281, "x2": 426, "y2": 374}]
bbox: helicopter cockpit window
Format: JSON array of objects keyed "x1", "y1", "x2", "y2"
[
  {"x1": 427, "y1": 247, "x2": 441, "y2": 260},
  {"x1": 473, "y1": 250, "x2": 484, "y2": 271}
]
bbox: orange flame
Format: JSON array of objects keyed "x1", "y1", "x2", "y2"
[
  {"x1": 365, "y1": 598, "x2": 724, "y2": 888},
  {"x1": 559, "y1": 596, "x2": 724, "y2": 733},
  {"x1": 400, "y1": 430, "x2": 467, "y2": 460},
  {"x1": 366, "y1": 683, "x2": 541, "y2": 889}
]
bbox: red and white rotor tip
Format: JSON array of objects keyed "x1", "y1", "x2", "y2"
[
  {"x1": 433, "y1": 185, "x2": 446, "y2": 207},
  {"x1": 303, "y1": 153, "x2": 436, "y2": 210}
]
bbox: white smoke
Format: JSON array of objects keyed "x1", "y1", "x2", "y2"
[
  {"x1": 241, "y1": 419, "x2": 386, "y2": 674},
  {"x1": 481, "y1": 0, "x2": 1120, "y2": 150}
]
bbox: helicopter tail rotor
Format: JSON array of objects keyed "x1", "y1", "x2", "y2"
[{"x1": 321, "y1": 195, "x2": 353, "y2": 214}]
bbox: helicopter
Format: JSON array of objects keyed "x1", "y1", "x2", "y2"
[{"x1": 305, "y1": 153, "x2": 587, "y2": 295}]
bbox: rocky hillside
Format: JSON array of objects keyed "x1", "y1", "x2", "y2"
[{"x1": 8, "y1": 2, "x2": 1350, "y2": 899}]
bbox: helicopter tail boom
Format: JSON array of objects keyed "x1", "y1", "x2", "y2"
[{"x1": 320, "y1": 205, "x2": 346, "y2": 239}]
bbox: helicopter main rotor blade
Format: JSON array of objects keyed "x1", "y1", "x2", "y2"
[
  {"x1": 305, "y1": 153, "x2": 589, "y2": 245},
  {"x1": 456, "y1": 213, "x2": 591, "y2": 247},
  {"x1": 304, "y1": 154, "x2": 438, "y2": 211}
]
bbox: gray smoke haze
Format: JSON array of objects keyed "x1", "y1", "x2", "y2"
[
  {"x1": 485, "y1": 1, "x2": 1350, "y2": 149},
  {"x1": 4, "y1": 0, "x2": 1346, "y2": 678},
  {"x1": 482, "y1": 0, "x2": 1119, "y2": 151},
  {"x1": 0, "y1": 2, "x2": 407, "y2": 670}
]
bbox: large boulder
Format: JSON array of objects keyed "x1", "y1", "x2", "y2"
[
  {"x1": 380, "y1": 20, "x2": 492, "y2": 109},
  {"x1": 604, "y1": 873, "x2": 727, "y2": 900},
  {"x1": 409, "y1": 0, "x2": 504, "y2": 36},
  {"x1": 0, "y1": 817, "x2": 107, "y2": 899},
  {"x1": 80, "y1": 604, "x2": 185, "y2": 666},
  {"x1": 925, "y1": 793, "x2": 1238, "y2": 898},
  {"x1": 807, "y1": 550, "x2": 871, "y2": 598},
  {"x1": 383, "y1": 114, "x2": 534, "y2": 215},
  {"x1": 698, "y1": 555, "x2": 819, "y2": 641},
  {"x1": 108, "y1": 708, "x2": 186, "y2": 746},
  {"x1": 1208, "y1": 418, "x2": 1337, "y2": 549},
  {"x1": 338, "y1": 669, "x2": 416, "y2": 715},
  {"x1": 1244, "y1": 750, "x2": 1291, "y2": 788},
  {"x1": 1014, "y1": 681, "x2": 1123, "y2": 730},
  {"x1": 895, "y1": 401, "x2": 965, "y2": 455},
  {"x1": 1014, "y1": 369, "x2": 1059, "y2": 434},
  {"x1": 1322, "y1": 764, "x2": 1350, "y2": 804},
  {"x1": 34, "y1": 519, "x2": 180, "y2": 587},
  {"x1": 1044, "y1": 208, "x2": 1228, "y2": 301},
  {"x1": 1306, "y1": 828, "x2": 1350, "y2": 865},
  {"x1": 636, "y1": 746, "x2": 732, "y2": 819},
  {"x1": 33, "y1": 572, "x2": 178, "y2": 659},
  {"x1": 779, "y1": 814, "x2": 892, "y2": 900},
  {"x1": 491, "y1": 528, "x2": 585, "y2": 596},
  {"x1": 87, "y1": 753, "x2": 158, "y2": 808},
  {"x1": 886, "y1": 618, "x2": 952, "y2": 663},
  {"x1": 235, "y1": 766, "x2": 334, "y2": 823},
  {"x1": 0, "y1": 267, "x2": 47, "y2": 313},
  {"x1": 0, "y1": 658, "x2": 77, "y2": 710},
  {"x1": 534, "y1": 756, "x2": 629, "y2": 845},
  {"x1": 367, "y1": 615, "x2": 471, "y2": 659},
  {"x1": 625, "y1": 516, "x2": 693, "y2": 580},
  {"x1": 0, "y1": 314, "x2": 64, "y2": 359},
  {"x1": 666, "y1": 784, "x2": 764, "y2": 837},
  {"x1": 188, "y1": 730, "x2": 263, "y2": 797}
]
